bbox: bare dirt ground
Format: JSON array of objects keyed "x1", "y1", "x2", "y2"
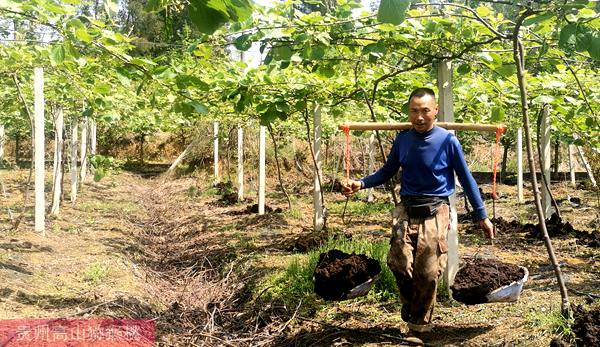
[{"x1": 0, "y1": 165, "x2": 599, "y2": 346}]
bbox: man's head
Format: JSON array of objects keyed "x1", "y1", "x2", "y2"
[{"x1": 408, "y1": 88, "x2": 438, "y2": 133}]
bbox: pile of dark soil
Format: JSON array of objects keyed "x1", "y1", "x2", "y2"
[
  {"x1": 451, "y1": 258, "x2": 525, "y2": 305},
  {"x1": 288, "y1": 233, "x2": 329, "y2": 253},
  {"x1": 245, "y1": 204, "x2": 283, "y2": 214},
  {"x1": 313, "y1": 249, "x2": 381, "y2": 301},
  {"x1": 573, "y1": 304, "x2": 600, "y2": 346},
  {"x1": 214, "y1": 181, "x2": 238, "y2": 206},
  {"x1": 549, "y1": 338, "x2": 569, "y2": 347},
  {"x1": 529, "y1": 214, "x2": 600, "y2": 248},
  {"x1": 490, "y1": 214, "x2": 600, "y2": 248}
]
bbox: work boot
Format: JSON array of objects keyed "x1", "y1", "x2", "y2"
[{"x1": 407, "y1": 322, "x2": 432, "y2": 333}]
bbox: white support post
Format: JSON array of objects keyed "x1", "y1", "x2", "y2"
[
  {"x1": 34, "y1": 67, "x2": 45, "y2": 234},
  {"x1": 517, "y1": 128, "x2": 524, "y2": 202},
  {"x1": 50, "y1": 107, "x2": 64, "y2": 215},
  {"x1": 367, "y1": 132, "x2": 375, "y2": 203},
  {"x1": 437, "y1": 59, "x2": 458, "y2": 288},
  {"x1": 237, "y1": 126, "x2": 244, "y2": 201},
  {"x1": 80, "y1": 117, "x2": 88, "y2": 183},
  {"x1": 213, "y1": 121, "x2": 219, "y2": 183},
  {"x1": 313, "y1": 104, "x2": 324, "y2": 231},
  {"x1": 568, "y1": 144, "x2": 576, "y2": 188},
  {"x1": 90, "y1": 119, "x2": 97, "y2": 155},
  {"x1": 540, "y1": 106, "x2": 552, "y2": 218},
  {"x1": 70, "y1": 120, "x2": 79, "y2": 204},
  {"x1": 576, "y1": 145, "x2": 597, "y2": 187},
  {"x1": 258, "y1": 125, "x2": 266, "y2": 215}
]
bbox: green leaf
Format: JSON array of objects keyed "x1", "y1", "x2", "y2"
[
  {"x1": 587, "y1": 36, "x2": 600, "y2": 60},
  {"x1": 188, "y1": 101, "x2": 208, "y2": 114},
  {"x1": 43, "y1": 2, "x2": 69, "y2": 15},
  {"x1": 362, "y1": 42, "x2": 387, "y2": 55},
  {"x1": 491, "y1": 107, "x2": 505, "y2": 122},
  {"x1": 585, "y1": 117, "x2": 595, "y2": 127},
  {"x1": 94, "y1": 167, "x2": 106, "y2": 182},
  {"x1": 523, "y1": 12, "x2": 554, "y2": 26},
  {"x1": 377, "y1": 0, "x2": 410, "y2": 25},
  {"x1": 533, "y1": 95, "x2": 555, "y2": 104},
  {"x1": 495, "y1": 64, "x2": 515, "y2": 77},
  {"x1": 476, "y1": 6, "x2": 491, "y2": 17},
  {"x1": 189, "y1": 0, "x2": 229, "y2": 34},
  {"x1": 234, "y1": 34, "x2": 252, "y2": 51},
  {"x1": 575, "y1": 27, "x2": 592, "y2": 52},
  {"x1": 271, "y1": 46, "x2": 293, "y2": 61},
  {"x1": 50, "y1": 45, "x2": 65, "y2": 66},
  {"x1": 188, "y1": 0, "x2": 253, "y2": 34},
  {"x1": 559, "y1": 24, "x2": 577, "y2": 51},
  {"x1": 130, "y1": 57, "x2": 157, "y2": 67},
  {"x1": 152, "y1": 66, "x2": 176, "y2": 80},
  {"x1": 456, "y1": 64, "x2": 471, "y2": 74},
  {"x1": 317, "y1": 64, "x2": 335, "y2": 78},
  {"x1": 310, "y1": 45, "x2": 326, "y2": 60},
  {"x1": 75, "y1": 28, "x2": 92, "y2": 43}
]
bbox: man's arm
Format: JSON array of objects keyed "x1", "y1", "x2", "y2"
[
  {"x1": 450, "y1": 137, "x2": 495, "y2": 238},
  {"x1": 342, "y1": 134, "x2": 401, "y2": 196}
]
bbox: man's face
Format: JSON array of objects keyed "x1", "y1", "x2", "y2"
[{"x1": 408, "y1": 94, "x2": 438, "y2": 133}]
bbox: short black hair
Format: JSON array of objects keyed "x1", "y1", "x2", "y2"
[{"x1": 409, "y1": 88, "x2": 436, "y2": 102}]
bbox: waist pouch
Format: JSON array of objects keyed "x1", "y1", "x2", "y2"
[{"x1": 402, "y1": 196, "x2": 448, "y2": 219}]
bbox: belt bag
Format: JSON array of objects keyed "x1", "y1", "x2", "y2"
[{"x1": 403, "y1": 196, "x2": 447, "y2": 219}]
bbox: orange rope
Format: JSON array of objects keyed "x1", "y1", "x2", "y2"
[
  {"x1": 341, "y1": 124, "x2": 351, "y2": 181},
  {"x1": 492, "y1": 126, "x2": 505, "y2": 200}
]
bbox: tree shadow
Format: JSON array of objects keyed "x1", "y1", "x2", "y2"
[
  {"x1": 13, "y1": 290, "x2": 92, "y2": 309},
  {"x1": 121, "y1": 162, "x2": 171, "y2": 178},
  {"x1": 0, "y1": 242, "x2": 53, "y2": 253},
  {"x1": 0, "y1": 261, "x2": 33, "y2": 275},
  {"x1": 275, "y1": 323, "x2": 494, "y2": 346}
]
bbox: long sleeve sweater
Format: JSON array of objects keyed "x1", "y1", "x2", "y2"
[{"x1": 360, "y1": 126, "x2": 487, "y2": 221}]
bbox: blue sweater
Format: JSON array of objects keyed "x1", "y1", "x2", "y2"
[{"x1": 361, "y1": 126, "x2": 487, "y2": 221}]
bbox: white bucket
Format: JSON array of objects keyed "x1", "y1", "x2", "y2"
[{"x1": 486, "y1": 266, "x2": 529, "y2": 303}]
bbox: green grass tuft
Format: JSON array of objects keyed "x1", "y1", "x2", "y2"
[
  {"x1": 525, "y1": 308, "x2": 574, "y2": 342},
  {"x1": 328, "y1": 199, "x2": 392, "y2": 216}
]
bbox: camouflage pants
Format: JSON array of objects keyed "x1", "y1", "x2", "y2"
[{"x1": 387, "y1": 203, "x2": 450, "y2": 325}]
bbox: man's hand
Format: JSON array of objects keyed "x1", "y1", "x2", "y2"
[
  {"x1": 341, "y1": 180, "x2": 362, "y2": 197},
  {"x1": 479, "y1": 218, "x2": 495, "y2": 239}
]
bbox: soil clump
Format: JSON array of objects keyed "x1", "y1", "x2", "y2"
[
  {"x1": 573, "y1": 304, "x2": 600, "y2": 347},
  {"x1": 490, "y1": 214, "x2": 599, "y2": 248},
  {"x1": 313, "y1": 249, "x2": 380, "y2": 301},
  {"x1": 451, "y1": 258, "x2": 524, "y2": 305}
]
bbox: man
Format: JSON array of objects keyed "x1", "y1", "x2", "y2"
[{"x1": 342, "y1": 88, "x2": 494, "y2": 333}]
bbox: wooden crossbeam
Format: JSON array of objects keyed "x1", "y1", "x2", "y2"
[{"x1": 339, "y1": 122, "x2": 505, "y2": 133}]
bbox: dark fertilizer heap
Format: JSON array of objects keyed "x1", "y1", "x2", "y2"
[
  {"x1": 491, "y1": 213, "x2": 600, "y2": 248},
  {"x1": 289, "y1": 232, "x2": 353, "y2": 253},
  {"x1": 451, "y1": 258, "x2": 525, "y2": 305},
  {"x1": 572, "y1": 304, "x2": 600, "y2": 347},
  {"x1": 313, "y1": 249, "x2": 381, "y2": 301}
]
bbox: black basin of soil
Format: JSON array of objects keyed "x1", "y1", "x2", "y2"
[
  {"x1": 313, "y1": 249, "x2": 381, "y2": 301},
  {"x1": 451, "y1": 258, "x2": 525, "y2": 305}
]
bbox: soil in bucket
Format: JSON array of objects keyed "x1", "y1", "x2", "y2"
[
  {"x1": 451, "y1": 258, "x2": 525, "y2": 305},
  {"x1": 313, "y1": 249, "x2": 381, "y2": 301}
]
